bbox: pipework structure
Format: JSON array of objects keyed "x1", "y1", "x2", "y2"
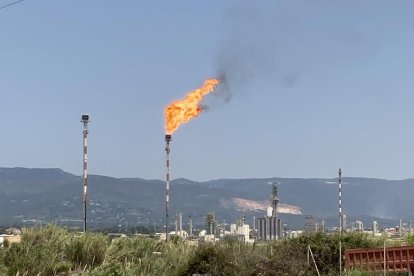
[
  {"x1": 81, "y1": 114, "x2": 90, "y2": 232},
  {"x1": 165, "y1": 134, "x2": 172, "y2": 241}
]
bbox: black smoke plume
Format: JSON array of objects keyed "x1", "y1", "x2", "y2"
[{"x1": 201, "y1": 2, "x2": 297, "y2": 110}]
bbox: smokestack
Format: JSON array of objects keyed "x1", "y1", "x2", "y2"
[
  {"x1": 253, "y1": 216, "x2": 256, "y2": 232},
  {"x1": 179, "y1": 212, "x2": 183, "y2": 237},
  {"x1": 81, "y1": 114, "x2": 90, "y2": 232},
  {"x1": 189, "y1": 214, "x2": 193, "y2": 237},
  {"x1": 165, "y1": 134, "x2": 172, "y2": 241},
  {"x1": 175, "y1": 214, "x2": 178, "y2": 233}
]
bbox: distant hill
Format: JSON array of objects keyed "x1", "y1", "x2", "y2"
[{"x1": 0, "y1": 167, "x2": 411, "y2": 230}]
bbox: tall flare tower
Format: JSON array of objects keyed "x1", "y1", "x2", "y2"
[
  {"x1": 165, "y1": 134, "x2": 172, "y2": 241},
  {"x1": 81, "y1": 114, "x2": 89, "y2": 232}
]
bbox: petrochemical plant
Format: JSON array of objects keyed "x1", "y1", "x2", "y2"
[{"x1": 1, "y1": 113, "x2": 410, "y2": 248}]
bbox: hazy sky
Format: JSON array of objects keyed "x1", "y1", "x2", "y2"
[{"x1": 1, "y1": 0, "x2": 414, "y2": 181}]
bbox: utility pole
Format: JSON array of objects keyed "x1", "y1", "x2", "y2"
[{"x1": 81, "y1": 114, "x2": 89, "y2": 232}]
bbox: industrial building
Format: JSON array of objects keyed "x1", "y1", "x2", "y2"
[
  {"x1": 227, "y1": 218, "x2": 253, "y2": 243},
  {"x1": 257, "y1": 182, "x2": 283, "y2": 241},
  {"x1": 0, "y1": 234, "x2": 21, "y2": 247},
  {"x1": 353, "y1": 221, "x2": 364, "y2": 232}
]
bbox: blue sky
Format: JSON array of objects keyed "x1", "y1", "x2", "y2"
[{"x1": 1, "y1": 0, "x2": 414, "y2": 181}]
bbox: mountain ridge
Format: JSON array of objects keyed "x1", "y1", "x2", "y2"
[{"x1": 0, "y1": 167, "x2": 412, "y2": 229}]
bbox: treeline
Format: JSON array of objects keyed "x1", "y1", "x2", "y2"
[{"x1": 0, "y1": 225, "x2": 408, "y2": 275}]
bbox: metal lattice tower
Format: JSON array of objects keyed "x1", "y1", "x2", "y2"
[
  {"x1": 270, "y1": 181, "x2": 279, "y2": 217},
  {"x1": 305, "y1": 215, "x2": 315, "y2": 233}
]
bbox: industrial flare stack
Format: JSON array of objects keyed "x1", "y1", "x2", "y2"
[
  {"x1": 163, "y1": 78, "x2": 219, "y2": 241},
  {"x1": 81, "y1": 114, "x2": 90, "y2": 232},
  {"x1": 165, "y1": 134, "x2": 172, "y2": 241}
]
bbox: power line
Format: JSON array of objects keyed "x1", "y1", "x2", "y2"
[{"x1": 0, "y1": 0, "x2": 26, "y2": 11}]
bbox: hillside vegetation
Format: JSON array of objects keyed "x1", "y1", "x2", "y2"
[{"x1": 0, "y1": 168, "x2": 411, "y2": 228}]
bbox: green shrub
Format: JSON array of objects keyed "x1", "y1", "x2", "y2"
[
  {"x1": 91, "y1": 236, "x2": 163, "y2": 275},
  {"x1": 179, "y1": 244, "x2": 236, "y2": 276},
  {"x1": 3, "y1": 225, "x2": 69, "y2": 276},
  {"x1": 225, "y1": 242, "x2": 266, "y2": 276},
  {"x1": 157, "y1": 239, "x2": 195, "y2": 275},
  {"x1": 0, "y1": 246, "x2": 7, "y2": 275},
  {"x1": 258, "y1": 241, "x2": 313, "y2": 275},
  {"x1": 288, "y1": 232, "x2": 381, "y2": 275},
  {"x1": 65, "y1": 232, "x2": 109, "y2": 270},
  {"x1": 405, "y1": 234, "x2": 414, "y2": 245}
]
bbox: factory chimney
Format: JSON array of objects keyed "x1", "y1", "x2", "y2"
[
  {"x1": 189, "y1": 214, "x2": 193, "y2": 237},
  {"x1": 179, "y1": 212, "x2": 183, "y2": 236}
]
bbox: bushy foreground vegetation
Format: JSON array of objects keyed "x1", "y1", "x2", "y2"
[{"x1": 0, "y1": 225, "x2": 397, "y2": 275}]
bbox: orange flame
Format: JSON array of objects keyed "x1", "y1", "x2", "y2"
[{"x1": 164, "y1": 78, "x2": 219, "y2": 134}]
